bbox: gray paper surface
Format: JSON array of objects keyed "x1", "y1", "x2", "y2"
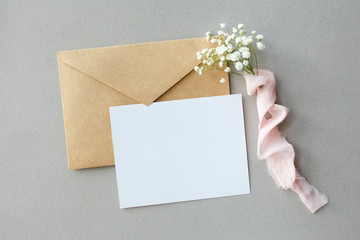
[{"x1": 1, "y1": 0, "x2": 359, "y2": 239}]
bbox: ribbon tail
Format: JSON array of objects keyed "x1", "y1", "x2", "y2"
[{"x1": 291, "y1": 172, "x2": 328, "y2": 213}]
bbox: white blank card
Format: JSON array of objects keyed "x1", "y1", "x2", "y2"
[{"x1": 109, "y1": 94, "x2": 249, "y2": 208}]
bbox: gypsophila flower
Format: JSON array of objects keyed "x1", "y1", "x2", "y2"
[
  {"x1": 219, "y1": 78, "x2": 226, "y2": 83},
  {"x1": 216, "y1": 45, "x2": 227, "y2": 55},
  {"x1": 242, "y1": 51, "x2": 251, "y2": 58},
  {"x1": 227, "y1": 44, "x2": 234, "y2": 52},
  {"x1": 256, "y1": 42, "x2": 265, "y2": 50},
  {"x1": 239, "y1": 47, "x2": 249, "y2": 52},
  {"x1": 230, "y1": 51, "x2": 241, "y2": 61},
  {"x1": 207, "y1": 58, "x2": 214, "y2": 66},
  {"x1": 242, "y1": 37, "x2": 253, "y2": 46},
  {"x1": 195, "y1": 23, "x2": 265, "y2": 76},
  {"x1": 225, "y1": 36, "x2": 231, "y2": 44},
  {"x1": 256, "y1": 34, "x2": 263, "y2": 41},
  {"x1": 235, "y1": 61, "x2": 244, "y2": 71}
]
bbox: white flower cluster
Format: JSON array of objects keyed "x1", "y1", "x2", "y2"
[{"x1": 194, "y1": 23, "x2": 265, "y2": 83}]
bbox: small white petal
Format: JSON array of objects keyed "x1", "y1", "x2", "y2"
[
  {"x1": 239, "y1": 47, "x2": 249, "y2": 52},
  {"x1": 237, "y1": 23, "x2": 244, "y2": 29},
  {"x1": 197, "y1": 55, "x2": 203, "y2": 61},
  {"x1": 243, "y1": 60, "x2": 249, "y2": 66},
  {"x1": 206, "y1": 31, "x2": 211, "y2": 36},
  {"x1": 242, "y1": 38, "x2": 253, "y2": 46},
  {"x1": 251, "y1": 30, "x2": 256, "y2": 35},
  {"x1": 219, "y1": 78, "x2": 226, "y2": 83},
  {"x1": 235, "y1": 61, "x2": 243, "y2": 71},
  {"x1": 226, "y1": 43, "x2": 234, "y2": 52},
  {"x1": 201, "y1": 48, "x2": 208, "y2": 54},
  {"x1": 220, "y1": 23, "x2": 226, "y2": 28},
  {"x1": 194, "y1": 66, "x2": 199, "y2": 72},
  {"x1": 230, "y1": 51, "x2": 241, "y2": 61},
  {"x1": 216, "y1": 45, "x2": 228, "y2": 55},
  {"x1": 207, "y1": 57, "x2": 214, "y2": 66},
  {"x1": 198, "y1": 69, "x2": 203, "y2": 75},
  {"x1": 220, "y1": 56, "x2": 225, "y2": 61},
  {"x1": 210, "y1": 38, "x2": 216, "y2": 44},
  {"x1": 235, "y1": 37, "x2": 242, "y2": 44},
  {"x1": 224, "y1": 67, "x2": 231, "y2": 72},
  {"x1": 242, "y1": 51, "x2": 251, "y2": 58},
  {"x1": 256, "y1": 34, "x2": 263, "y2": 40},
  {"x1": 256, "y1": 42, "x2": 265, "y2": 50}
]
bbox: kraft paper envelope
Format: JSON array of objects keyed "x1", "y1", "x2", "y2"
[{"x1": 57, "y1": 37, "x2": 229, "y2": 170}]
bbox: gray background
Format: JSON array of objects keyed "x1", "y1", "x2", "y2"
[{"x1": 1, "y1": 0, "x2": 359, "y2": 239}]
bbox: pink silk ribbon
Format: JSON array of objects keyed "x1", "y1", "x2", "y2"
[{"x1": 244, "y1": 69, "x2": 328, "y2": 213}]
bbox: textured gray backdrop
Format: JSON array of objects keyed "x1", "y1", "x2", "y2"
[{"x1": 1, "y1": 0, "x2": 359, "y2": 239}]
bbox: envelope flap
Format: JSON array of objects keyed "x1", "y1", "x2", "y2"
[{"x1": 58, "y1": 37, "x2": 212, "y2": 105}]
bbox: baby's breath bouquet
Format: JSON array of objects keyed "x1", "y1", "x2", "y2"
[{"x1": 194, "y1": 23, "x2": 265, "y2": 83}]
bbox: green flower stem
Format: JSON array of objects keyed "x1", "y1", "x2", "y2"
[
  {"x1": 253, "y1": 47, "x2": 259, "y2": 75},
  {"x1": 242, "y1": 67, "x2": 252, "y2": 74},
  {"x1": 245, "y1": 65, "x2": 254, "y2": 75},
  {"x1": 230, "y1": 71, "x2": 243, "y2": 76},
  {"x1": 205, "y1": 66, "x2": 225, "y2": 71},
  {"x1": 249, "y1": 53, "x2": 253, "y2": 68}
]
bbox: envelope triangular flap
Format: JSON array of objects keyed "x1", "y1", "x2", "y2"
[{"x1": 58, "y1": 37, "x2": 211, "y2": 105}]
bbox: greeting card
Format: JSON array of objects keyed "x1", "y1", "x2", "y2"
[{"x1": 109, "y1": 95, "x2": 249, "y2": 208}]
